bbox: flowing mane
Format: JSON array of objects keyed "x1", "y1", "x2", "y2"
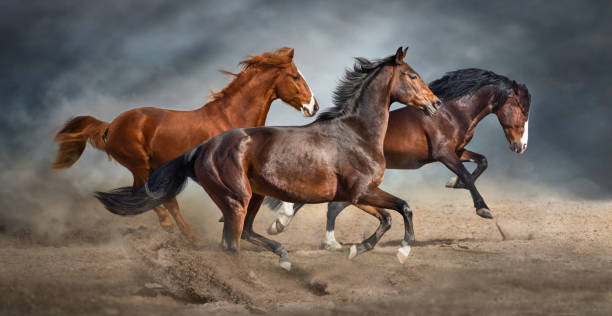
[
  {"x1": 316, "y1": 55, "x2": 396, "y2": 121},
  {"x1": 428, "y1": 68, "x2": 517, "y2": 107},
  {"x1": 209, "y1": 47, "x2": 294, "y2": 101}
]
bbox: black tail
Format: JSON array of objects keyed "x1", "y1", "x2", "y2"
[
  {"x1": 95, "y1": 146, "x2": 201, "y2": 215},
  {"x1": 263, "y1": 197, "x2": 305, "y2": 212}
]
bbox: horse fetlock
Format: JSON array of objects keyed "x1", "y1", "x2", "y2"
[
  {"x1": 445, "y1": 176, "x2": 459, "y2": 188},
  {"x1": 159, "y1": 217, "x2": 174, "y2": 233},
  {"x1": 267, "y1": 220, "x2": 285, "y2": 235}
]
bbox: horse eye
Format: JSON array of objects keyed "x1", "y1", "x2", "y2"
[
  {"x1": 409, "y1": 74, "x2": 417, "y2": 80},
  {"x1": 292, "y1": 75, "x2": 299, "y2": 80}
]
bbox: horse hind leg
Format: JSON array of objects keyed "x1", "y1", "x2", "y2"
[
  {"x1": 163, "y1": 198, "x2": 202, "y2": 247},
  {"x1": 243, "y1": 194, "x2": 291, "y2": 271},
  {"x1": 347, "y1": 204, "x2": 392, "y2": 259},
  {"x1": 154, "y1": 207, "x2": 174, "y2": 233},
  {"x1": 357, "y1": 188, "x2": 415, "y2": 264},
  {"x1": 131, "y1": 168, "x2": 174, "y2": 232}
]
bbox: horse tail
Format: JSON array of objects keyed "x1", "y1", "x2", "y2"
[
  {"x1": 263, "y1": 197, "x2": 285, "y2": 211},
  {"x1": 95, "y1": 146, "x2": 201, "y2": 216},
  {"x1": 52, "y1": 116, "x2": 110, "y2": 169},
  {"x1": 263, "y1": 197, "x2": 305, "y2": 213}
]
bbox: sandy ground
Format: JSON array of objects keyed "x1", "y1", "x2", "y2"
[{"x1": 1, "y1": 192, "x2": 612, "y2": 315}]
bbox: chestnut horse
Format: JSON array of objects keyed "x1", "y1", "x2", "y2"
[
  {"x1": 265, "y1": 68, "x2": 531, "y2": 250},
  {"x1": 53, "y1": 47, "x2": 318, "y2": 244},
  {"x1": 95, "y1": 47, "x2": 441, "y2": 270}
]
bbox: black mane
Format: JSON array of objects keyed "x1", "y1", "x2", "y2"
[
  {"x1": 428, "y1": 68, "x2": 514, "y2": 107},
  {"x1": 316, "y1": 55, "x2": 396, "y2": 121}
]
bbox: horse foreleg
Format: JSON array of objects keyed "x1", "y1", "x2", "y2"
[
  {"x1": 322, "y1": 202, "x2": 350, "y2": 250},
  {"x1": 242, "y1": 194, "x2": 291, "y2": 271},
  {"x1": 357, "y1": 188, "x2": 415, "y2": 263},
  {"x1": 440, "y1": 153, "x2": 493, "y2": 219},
  {"x1": 446, "y1": 150, "x2": 488, "y2": 189},
  {"x1": 346, "y1": 204, "x2": 391, "y2": 259}
]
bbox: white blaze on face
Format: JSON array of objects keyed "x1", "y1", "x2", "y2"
[
  {"x1": 520, "y1": 119, "x2": 529, "y2": 151},
  {"x1": 298, "y1": 68, "x2": 315, "y2": 116}
]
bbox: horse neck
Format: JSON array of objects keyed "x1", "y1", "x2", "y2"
[
  {"x1": 341, "y1": 67, "x2": 393, "y2": 149},
  {"x1": 444, "y1": 86, "x2": 497, "y2": 136},
  {"x1": 197, "y1": 67, "x2": 279, "y2": 127}
]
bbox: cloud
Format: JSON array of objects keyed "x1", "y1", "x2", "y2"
[{"x1": 1, "y1": 0, "x2": 610, "y2": 237}]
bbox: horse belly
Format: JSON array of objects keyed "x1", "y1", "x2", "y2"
[{"x1": 252, "y1": 150, "x2": 338, "y2": 202}]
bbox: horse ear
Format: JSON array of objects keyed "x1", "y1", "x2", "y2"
[
  {"x1": 512, "y1": 80, "x2": 520, "y2": 94},
  {"x1": 285, "y1": 47, "x2": 295, "y2": 59},
  {"x1": 395, "y1": 46, "x2": 404, "y2": 64}
]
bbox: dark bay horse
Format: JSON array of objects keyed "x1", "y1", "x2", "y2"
[
  {"x1": 95, "y1": 47, "x2": 441, "y2": 270},
  {"x1": 53, "y1": 47, "x2": 318, "y2": 244},
  {"x1": 264, "y1": 68, "x2": 531, "y2": 251}
]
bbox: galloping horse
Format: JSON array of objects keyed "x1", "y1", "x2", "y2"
[
  {"x1": 265, "y1": 68, "x2": 531, "y2": 250},
  {"x1": 95, "y1": 47, "x2": 441, "y2": 269},
  {"x1": 53, "y1": 47, "x2": 318, "y2": 244}
]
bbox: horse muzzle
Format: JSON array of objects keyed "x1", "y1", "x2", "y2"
[
  {"x1": 301, "y1": 96, "x2": 318, "y2": 117},
  {"x1": 424, "y1": 100, "x2": 441, "y2": 116},
  {"x1": 510, "y1": 141, "x2": 527, "y2": 154}
]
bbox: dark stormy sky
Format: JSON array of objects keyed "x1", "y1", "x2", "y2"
[{"x1": 1, "y1": 0, "x2": 611, "y2": 230}]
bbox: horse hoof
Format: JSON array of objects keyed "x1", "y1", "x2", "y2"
[
  {"x1": 476, "y1": 208, "x2": 493, "y2": 219},
  {"x1": 188, "y1": 238, "x2": 206, "y2": 249},
  {"x1": 396, "y1": 245, "x2": 411, "y2": 264},
  {"x1": 160, "y1": 223, "x2": 174, "y2": 233},
  {"x1": 348, "y1": 245, "x2": 358, "y2": 260},
  {"x1": 323, "y1": 241, "x2": 343, "y2": 251},
  {"x1": 279, "y1": 260, "x2": 292, "y2": 271},
  {"x1": 445, "y1": 176, "x2": 458, "y2": 188}
]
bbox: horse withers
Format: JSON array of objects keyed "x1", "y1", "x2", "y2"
[
  {"x1": 266, "y1": 68, "x2": 531, "y2": 252},
  {"x1": 95, "y1": 47, "x2": 441, "y2": 270},
  {"x1": 53, "y1": 47, "x2": 318, "y2": 245}
]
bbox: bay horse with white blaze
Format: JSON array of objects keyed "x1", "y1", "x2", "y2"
[
  {"x1": 265, "y1": 68, "x2": 531, "y2": 251},
  {"x1": 95, "y1": 47, "x2": 441, "y2": 270},
  {"x1": 53, "y1": 47, "x2": 318, "y2": 245}
]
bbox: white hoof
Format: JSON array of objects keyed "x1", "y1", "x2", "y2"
[
  {"x1": 396, "y1": 245, "x2": 411, "y2": 264},
  {"x1": 348, "y1": 245, "x2": 357, "y2": 260},
  {"x1": 323, "y1": 241, "x2": 342, "y2": 251},
  {"x1": 279, "y1": 261, "x2": 292, "y2": 271},
  {"x1": 445, "y1": 176, "x2": 458, "y2": 188}
]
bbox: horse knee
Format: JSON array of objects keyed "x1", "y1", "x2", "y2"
[{"x1": 480, "y1": 157, "x2": 488, "y2": 169}]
